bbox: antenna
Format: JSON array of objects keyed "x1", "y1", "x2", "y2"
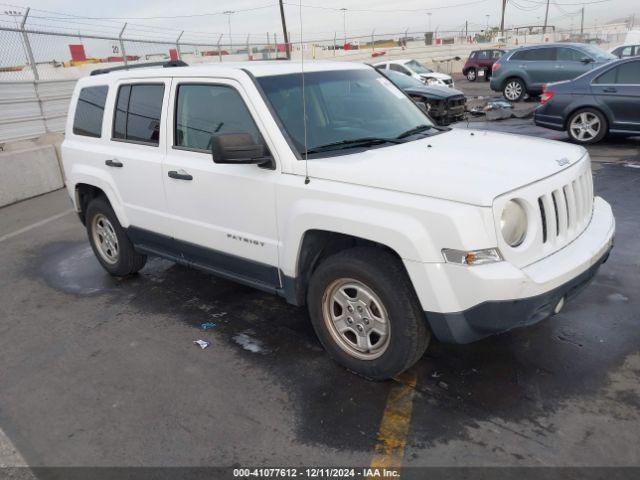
[{"x1": 298, "y1": 0, "x2": 310, "y2": 185}]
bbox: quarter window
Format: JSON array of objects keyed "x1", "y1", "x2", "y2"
[
  {"x1": 512, "y1": 48, "x2": 555, "y2": 61},
  {"x1": 113, "y1": 84, "x2": 165, "y2": 145},
  {"x1": 73, "y1": 86, "x2": 108, "y2": 138},
  {"x1": 175, "y1": 84, "x2": 262, "y2": 152}
]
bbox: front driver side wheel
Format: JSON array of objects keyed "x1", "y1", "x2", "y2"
[{"x1": 307, "y1": 247, "x2": 430, "y2": 380}]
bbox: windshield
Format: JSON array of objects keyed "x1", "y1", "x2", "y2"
[
  {"x1": 581, "y1": 44, "x2": 616, "y2": 61},
  {"x1": 384, "y1": 70, "x2": 425, "y2": 89},
  {"x1": 257, "y1": 69, "x2": 434, "y2": 156},
  {"x1": 405, "y1": 60, "x2": 433, "y2": 74}
]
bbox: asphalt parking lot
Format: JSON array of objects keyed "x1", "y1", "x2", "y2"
[{"x1": 0, "y1": 75, "x2": 639, "y2": 478}]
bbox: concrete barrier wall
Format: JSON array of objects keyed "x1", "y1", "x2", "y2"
[{"x1": 0, "y1": 145, "x2": 63, "y2": 207}]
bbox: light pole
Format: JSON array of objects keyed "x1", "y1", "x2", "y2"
[
  {"x1": 485, "y1": 14, "x2": 490, "y2": 31},
  {"x1": 340, "y1": 8, "x2": 347, "y2": 45},
  {"x1": 223, "y1": 10, "x2": 234, "y2": 52},
  {"x1": 427, "y1": 12, "x2": 432, "y2": 32}
]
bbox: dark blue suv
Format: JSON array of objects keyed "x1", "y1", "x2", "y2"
[{"x1": 534, "y1": 57, "x2": 640, "y2": 144}]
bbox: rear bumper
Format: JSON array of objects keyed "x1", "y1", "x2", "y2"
[
  {"x1": 534, "y1": 110, "x2": 565, "y2": 131},
  {"x1": 408, "y1": 196, "x2": 615, "y2": 344}
]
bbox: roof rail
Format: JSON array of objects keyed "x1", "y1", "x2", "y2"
[{"x1": 90, "y1": 60, "x2": 188, "y2": 76}]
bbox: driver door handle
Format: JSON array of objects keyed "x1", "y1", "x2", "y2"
[
  {"x1": 603, "y1": 87, "x2": 617, "y2": 93},
  {"x1": 168, "y1": 170, "x2": 193, "y2": 181}
]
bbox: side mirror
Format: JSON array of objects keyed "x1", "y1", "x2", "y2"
[
  {"x1": 581, "y1": 57, "x2": 594, "y2": 64},
  {"x1": 211, "y1": 133, "x2": 274, "y2": 168},
  {"x1": 415, "y1": 101, "x2": 429, "y2": 113}
]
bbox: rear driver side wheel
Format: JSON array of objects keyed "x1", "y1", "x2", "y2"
[
  {"x1": 466, "y1": 68, "x2": 477, "y2": 81},
  {"x1": 85, "y1": 196, "x2": 146, "y2": 276},
  {"x1": 503, "y1": 78, "x2": 525, "y2": 102},
  {"x1": 567, "y1": 108, "x2": 608, "y2": 144}
]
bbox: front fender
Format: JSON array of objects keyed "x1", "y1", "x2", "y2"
[{"x1": 277, "y1": 179, "x2": 497, "y2": 279}]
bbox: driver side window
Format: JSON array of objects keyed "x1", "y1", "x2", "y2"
[{"x1": 174, "y1": 84, "x2": 263, "y2": 152}]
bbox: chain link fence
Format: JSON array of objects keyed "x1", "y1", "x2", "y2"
[{"x1": 0, "y1": 10, "x2": 635, "y2": 143}]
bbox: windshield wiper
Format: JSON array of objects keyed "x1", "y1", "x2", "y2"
[
  {"x1": 305, "y1": 137, "x2": 402, "y2": 154},
  {"x1": 395, "y1": 124, "x2": 435, "y2": 139}
]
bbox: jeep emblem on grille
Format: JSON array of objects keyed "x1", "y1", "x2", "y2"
[{"x1": 556, "y1": 157, "x2": 570, "y2": 166}]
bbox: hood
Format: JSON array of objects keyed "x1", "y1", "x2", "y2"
[
  {"x1": 419, "y1": 72, "x2": 452, "y2": 81},
  {"x1": 404, "y1": 85, "x2": 464, "y2": 99},
  {"x1": 308, "y1": 129, "x2": 587, "y2": 206}
]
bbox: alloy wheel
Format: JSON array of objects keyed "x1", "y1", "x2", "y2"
[
  {"x1": 322, "y1": 278, "x2": 391, "y2": 360},
  {"x1": 504, "y1": 81, "x2": 523, "y2": 101},
  {"x1": 569, "y1": 112, "x2": 601, "y2": 142},
  {"x1": 92, "y1": 214, "x2": 119, "y2": 264}
]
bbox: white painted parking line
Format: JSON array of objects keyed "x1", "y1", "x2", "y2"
[{"x1": 0, "y1": 210, "x2": 74, "y2": 244}]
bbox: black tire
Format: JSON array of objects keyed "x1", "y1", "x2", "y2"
[
  {"x1": 566, "y1": 108, "x2": 608, "y2": 145},
  {"x1": 307, "y1": 247, "x2": 430, "y2": 380},
  {"x1": 502, "y1": 77, "x2": 526, "y2": 102},
  {"x1": 85, "y1": 196, "x2": 146, "y2": 276},
  {"x1": 466, "y1": 68, "x2": 477, "y2": 81}
]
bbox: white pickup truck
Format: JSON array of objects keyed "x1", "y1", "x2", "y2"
[{"x1": 62, "y1": 60, "x2": 615, "y2": 380}]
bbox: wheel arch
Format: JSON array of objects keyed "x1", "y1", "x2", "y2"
[{"x1": 281, "y1": 230, "x2": 410, "y2": 307}]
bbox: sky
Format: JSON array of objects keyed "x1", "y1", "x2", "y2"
[{"x1": 0, "y1": 0, "x2": 638, "y2": 45}]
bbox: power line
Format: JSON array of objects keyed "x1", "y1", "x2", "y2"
[{"x1": 282, "y1": 0, "x2": 491, "y2": 14}]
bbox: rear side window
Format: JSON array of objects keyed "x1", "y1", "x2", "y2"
[
  {"x1": 113, "y1": 83, "x2": 165, "y2": 145},
  {"x1": 73, "y1": 86, "x2": 108, "y2": 138},
  {"x1": 175, "y1": 84, "x2": 263, "y2": 152},
  {"x1": 469, "y1": 52, "x2": 477, "y2": 59},
  {"x1": 512, "y1": 48, "x2": 555, "y2": 61},
  {"x1": 594, "y1": 61, "x2": 640, "y2": 84},
  {"x1": 478, "y1": 51, "x2": 490, "y2": 59},
  {"x1": 492, "y1": 50, "x2": 504, "y2": 59}
]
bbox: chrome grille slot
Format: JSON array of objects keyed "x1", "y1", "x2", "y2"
[
  {"x1": 493, "y1": 155, "x2": 594, "y2": 268},
  {"x1": 538, "y1": 197, "x2": 547, "y2": 243}
]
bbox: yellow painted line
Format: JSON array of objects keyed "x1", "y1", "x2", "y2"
[{"x1": 369, "y1": 370, "x2": 417, "y2": 476}]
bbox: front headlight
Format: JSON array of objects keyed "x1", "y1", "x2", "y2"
[{"x1": 501, "y1": 200, "x2": 528, "y2": 247}]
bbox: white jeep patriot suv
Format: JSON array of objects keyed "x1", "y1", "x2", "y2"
[{"x1": 62, "y1": 60, "x2": 615, "y2": 380}]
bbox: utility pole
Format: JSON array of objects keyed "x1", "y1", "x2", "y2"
[
  {"x1": 543, "y1": 0, "x2": 550, "y2": 34},
  {"x1": 465, "y1": 20, "x2": 468, "y2": 40},
  {"x1": 340, "y1": 8, "x2": 347, "y2": 46},
  {"x1": 278, "y1": 0, "x2": 291, "y2": 59},
  {"x1": 223, "y1": 11, "x2": 234, "y2": 52},
  {"x1": 580, "y1": 7, "x2": 585, "y2": 36},
  {"x1": 500, "y1": 0, "x2": 507, "y2": 38},
  {"x1": 427, "y1": 12, "x2": 432, "y2": 32}
]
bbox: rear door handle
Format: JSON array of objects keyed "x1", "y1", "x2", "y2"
[
  {"x1": 603, "y1": 87, "x2": 617, "y2": 93},
  {"x1": 168, "y1": 170, "x2": 193, "y2": 181},
  {"x1": 105, "y1": 159, "x2": 123, "y2": 168}
]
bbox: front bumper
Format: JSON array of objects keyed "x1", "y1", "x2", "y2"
[{"x1": 405, "y1": 196, "x2": 615, "y2": 344}]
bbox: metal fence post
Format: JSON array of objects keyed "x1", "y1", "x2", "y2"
[
  {"x1": 266, "y1": 32, "x2": 271, "y2": 59},
  {"x1": 246, "y1": 34, "x2": 250, "y2": 60},
  {"x1": 20, "y1": 8, "x2": 38, "y2": 81},
  {"x1": 333, "y1": 32, "x2": 336, "y2": 56},
  {"x1": 217, "y1": 34, "x2": 223, "y2": 62},
  {"x1": 371, "y1": 29, "x2": 375, "y2": 54},
  {"x1": 176, "y1": 31, "x2": 184, "y2": 60},
  {"x1": 119, "y1": 23, "x2": 128, "y2": 66}
]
